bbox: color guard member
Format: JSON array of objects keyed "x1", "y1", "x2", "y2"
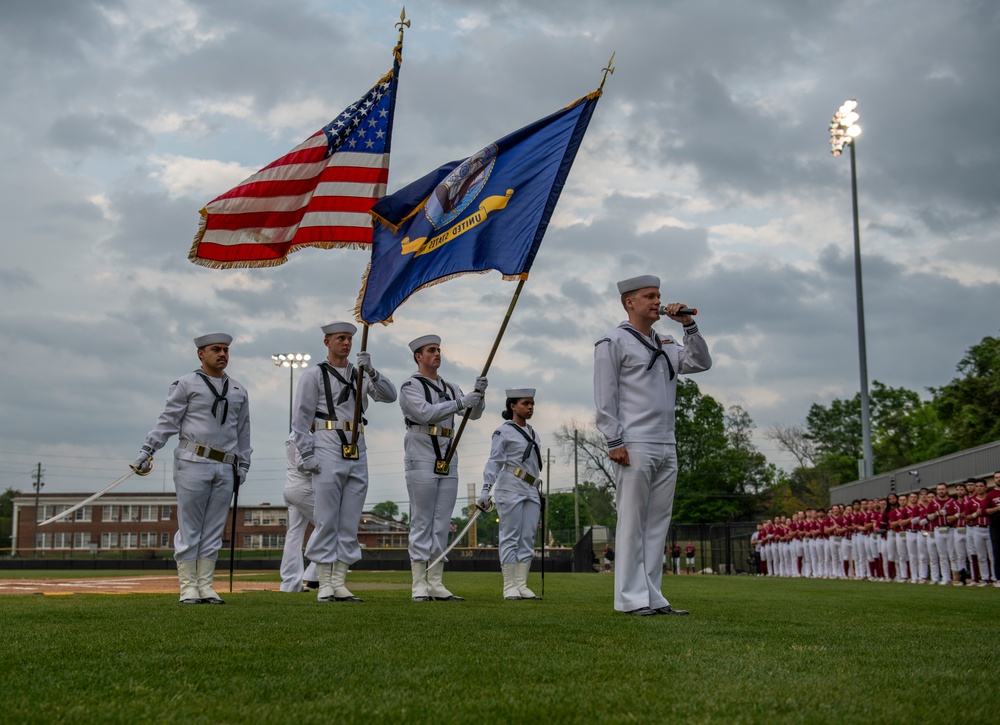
[{"x1": 132, "y1": 332, "x2": 251, "y2": 604}]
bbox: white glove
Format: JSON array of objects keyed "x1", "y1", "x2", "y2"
[
  {"x1": 131, "y1": 447, "x2": 153, "y2": 475},
  {"x1": 477, "y1": 485, "x2": 492, "y2": 509},
  {"x1": 474, "y1": 376, "x2": 488, "y2": 393},
  {"x1": 299, "y1": 455, "x2": 322, "y2": 475},
  {"x1": 235, "y1": 465, "x2": 248, "y2": 490},
  {"x1": 459, "y1": 392, "x2": 482, "y2": 410},
  {"x1": 357, "y1": 351, "x2": 375, "y2": 375},
  {"x1": 919, "y1": 518, "x2": 928, "y2": 526}
]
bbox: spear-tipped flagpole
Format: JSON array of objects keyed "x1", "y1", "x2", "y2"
[
  {"x1": 600, "y1": 51, "x2": 615, "y2": 91},
  {"x1": 347, "y1": 10, "x2": 410, "y2": 455}
]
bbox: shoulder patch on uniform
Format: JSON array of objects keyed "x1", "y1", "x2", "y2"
[
  {"x1": 401, "y1": 380, "x2": 412, "y2": 388},
  {"x1": 170, "y1": 380, "x2": 179, "y2": 386},
  {"x1": 595, "y1": 338, "x2": 611, "y2": 347},
  {"x1": 492, "y1": 430, "x2": 502, "y2": 437}
]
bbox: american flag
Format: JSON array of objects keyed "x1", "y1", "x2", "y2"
[{"x1": 189, "y1": 63, "x2": 399, "y2": 269}]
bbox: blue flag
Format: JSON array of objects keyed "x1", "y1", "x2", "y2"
[{"x1": 357, "y1": 91, "x2": 601, "y2": 323}]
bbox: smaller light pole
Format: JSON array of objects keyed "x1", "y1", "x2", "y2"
[{"x1": 272, "y1": 353, "x2": 311, "y2": 433}]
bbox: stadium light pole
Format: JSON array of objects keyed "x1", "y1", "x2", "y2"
[
  {"x1": 272, "y1": 353, "x2": 311, "y2": 433},
  {"x1": 830, "y1": 99, "x2": 873, "y2": 480}
]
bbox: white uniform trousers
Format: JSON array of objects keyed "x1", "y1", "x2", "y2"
[
  {"x1": 905, "y1": 531, "x2": 920, "y2": 582},
  {"x1": 173, "y1": 458, "x2": 235, "y2": 562},
  {"x1": 279, "y1": 457, "x2": 316, "y2": 592},
  {"x1": 840, "y1": 538, "x2": 852, "y2": 577},
  {"x1": 866, "y1": 535, "x2": 879, "y2": 568},
  {"x1": 852, "y1": 536, "x2": 866, "y2": 579},
  {"x1": 885, "y1": 533, "x2": 897, "y2": 564},
  {"x1": 794, "y1": 539, "x2": 806, "y2": 577},
  {"x1": 950, "y1": 527, "x2": 968, "y2": 574},
  {"x1": 304, "y1": 448, "x2": 368, "y2": 566},
  {"x1": 830, "y1": 539, "x2": 842, "y2": 577},
  {"x1": 968, "y1": 526, "x2": 993, "y2": 581},
  {"x1": 930, "y1": 528, "x2": 950, "y2": 583},
  {"x1": 405, "y1": 461, "x2": 458, "y2": 562},
  {"x1": 495, "y1": 482, "x2": 540, "y2": 564},
  {"x1": 613, "y1": 442, "x2": 677, "y2": 612},
  {"x1": 893, "y1": 532, "x2": 909, "y2": 580},
  {"x1": 805, "y1": 539, "x2": 817, "y2": 577},
  {"x1": 915, "y1": 531, "x2": 931, "y2": 580}
]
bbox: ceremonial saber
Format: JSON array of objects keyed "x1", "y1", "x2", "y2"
[
  {"x1": 39, "y1": 465, "x2": 148, "y2": 527},
  {"x1": 428, "y1": 501, "x2": 493, "y2": 570},
  {"x1": 229, "y1": 462, "x2": 240, "y2": 593}
]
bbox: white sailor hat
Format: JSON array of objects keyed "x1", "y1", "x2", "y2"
[
  {"x1": 616, "y1": 275, "x2": 660, "y2": 294},
  {"x1": 505, "y1": 387, "x2": 535, "y2": 399},
  {"x1": 408, "y1": 334, "x2": 441, "y2": 353},
  {"x1": 193, "y1": 332, "x2": 233, "y2": 348},
  {"x1": 321, "y1": 321, "x2": 357, "y2": 336}
]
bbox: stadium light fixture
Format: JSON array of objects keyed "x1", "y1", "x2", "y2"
[
  {"x1": 829, "y1": 99, "x2": 873, "y2": 479},
  {"x1": 272, "y1": 353, "x2": 311, "y2": 433}
]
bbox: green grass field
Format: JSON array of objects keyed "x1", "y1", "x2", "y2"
[{"x1": 1, "y1": 571, "x2": 998, "y2": 724}]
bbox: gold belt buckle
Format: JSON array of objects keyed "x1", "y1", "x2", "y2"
[
  {"x1": 194, "y1": 444, "x2": 207, "y2": 457},
  {"x1": 342, "y1": 444, "x2": 359, "y2": 460},
  {"x1": 434, "y1": 459, "x2": 450, "y2": 475},
  {"x1": 208, "y1": 449, "x2": 225, "y2": 462}
]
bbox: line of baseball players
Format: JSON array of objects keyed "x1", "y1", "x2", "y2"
[{"x1": 751, "y1": 474, "x2": 1000, "y2": 587}]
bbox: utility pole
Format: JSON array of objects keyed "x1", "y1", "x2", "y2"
[
  {"x1": 573, "y1": 429, "x2": 580, "y2": 542},
  {"x1": 32, "y1": 462, "x2": 44, "y2": 556}
]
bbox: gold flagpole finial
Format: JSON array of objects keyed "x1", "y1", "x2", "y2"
[
  {"x1": 393, "y1": 7, "x2": 410, "y2": 63},
  {"x1": 600, "y1": 51, "x2": 615, "y2": 90},
  {"x1": 397, "y1": 7, "x2": 411, "y2": 42}
]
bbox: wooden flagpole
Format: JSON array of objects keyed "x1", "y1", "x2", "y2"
[{"x1": 442, "y1": 276, "x2": 526, "y2": 466}]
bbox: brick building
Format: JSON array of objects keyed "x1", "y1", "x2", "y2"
[{"x1": 12, "y1": 492, "x2": 408, "y2": 556}]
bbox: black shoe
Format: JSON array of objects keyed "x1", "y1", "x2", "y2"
[
  {"x1": 334, "y1": 595, "x2": 364, "y2": 602},
  {"x1": 412, "y1": 595, "x2": 432, "y2": 602},
  {"x1": 201, "y1": 596, "x2": 226, "y2": 605},
  {"x1": 655, "y1": 605, "x2": 689, "y2": 616},
  {"x1": 180, "y1": 598, "x2": 203, "y2": 605},
  {"x1": 624, "y1": 607, "x2": 657, "y2": 616},
  {"x1": 432, "y1": 595, "x2": 465, "y2": 601},
  {"x1": 304, "y1": 580, "x2": 319, "y2": 590},
  {"x1": 504, "y1": 595, "x2": 523, "y2": 601}
]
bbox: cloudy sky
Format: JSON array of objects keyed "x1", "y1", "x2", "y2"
[{"x1": 2, "y1": 0, "x2": 997, "y2": 516}]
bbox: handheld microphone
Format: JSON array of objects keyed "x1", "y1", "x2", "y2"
[{"x1": 658, "y1": 305, "x2": 697, "y2": 316}]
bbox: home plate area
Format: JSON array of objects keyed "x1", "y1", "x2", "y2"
[{"x1": 0, "y1": 576, "x2": 276, "y2": 596}]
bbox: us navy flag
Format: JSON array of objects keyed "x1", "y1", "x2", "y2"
[{"x1": 357, "y1": 91, "x2": 601, "y2": 324}]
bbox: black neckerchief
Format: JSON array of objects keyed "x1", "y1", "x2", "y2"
[
  {"x1": 505, "y1": 421, "x2": 542, "y2": 468},
  {"x1": 620, "y1": 325, "x2": 675, "y2": 379},
  {"x1": 196, "y1": 372, "x2": 230, "y2": 422}
]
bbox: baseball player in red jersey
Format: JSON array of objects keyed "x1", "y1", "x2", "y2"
[
  {"x1": 925, "y1": 484, "x2": 951, "y2": 585},
  {"x1": 965, "y1": 480, "x2": 993, "y2": 585},
  {"x1": 984, "y1": 471, "x2": 1000, "y2": 587}
]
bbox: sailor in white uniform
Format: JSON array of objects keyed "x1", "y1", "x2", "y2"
[
  {"x1": 132, "y1": 332, "x2": 252, "y2": 605},
  {"x1": 479, "y1": 387, "x2": 543, "y2": 601},
  {"x1": 401, "y1": 334, "x2": 487, "y2": 601},
  {"x1": 279, "y1": 432, "x2": 318, "y2": 592},
  {"x1": 290, "y1": 322, "x2": 396, "y2": 602},
  {"x1": 594, "y1": 275, "x2": 711, "y2": 616}
]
